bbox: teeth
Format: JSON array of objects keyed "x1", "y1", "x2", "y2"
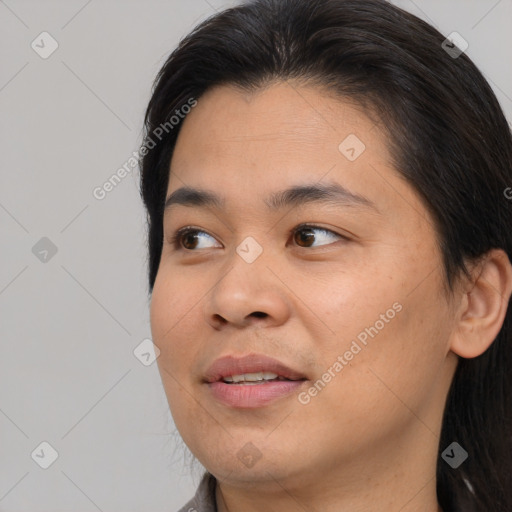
[{"x1": 223, "y1": 372, "x2": 279, "y2": 383}]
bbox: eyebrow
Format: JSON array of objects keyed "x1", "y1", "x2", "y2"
[{"x1": 164, "y1": 182, "x2": 379, "y2": 214}]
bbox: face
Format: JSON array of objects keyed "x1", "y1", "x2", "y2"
[{"x1": 150, "y1": 81, "x2": 459, "y2": 490}]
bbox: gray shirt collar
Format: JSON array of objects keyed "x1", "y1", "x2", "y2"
[{"x1": 177, "y1": 471, "x2": 217, "y2": 512}]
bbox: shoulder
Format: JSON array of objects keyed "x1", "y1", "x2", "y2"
[{"x1": 176, "y1": 471, "x2": 217, "y2": 512}]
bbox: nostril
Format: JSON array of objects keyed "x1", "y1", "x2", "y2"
[
  {"x1": 251, "y1": 311, "x2": 267, "y2": 318},
  {"x1": 213, "y1": 314, "x2": 228, "y2": 324}
]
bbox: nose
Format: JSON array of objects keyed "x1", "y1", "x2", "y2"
[{"x1": 203, "y1": 251, "x2": 291, "y2": 330}]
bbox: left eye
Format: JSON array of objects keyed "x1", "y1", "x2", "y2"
[
  {"x1": 292, "y1": 225, "x2": 344, "y2": 248},
  {"x1": 170, "y1": 224, "x2": 345, "y2": 251}
]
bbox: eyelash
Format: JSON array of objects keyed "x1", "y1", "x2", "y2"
[{"x1": 168, "y1": 223, "x2": 348, "y2": 251}]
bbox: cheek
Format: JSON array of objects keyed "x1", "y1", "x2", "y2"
[
  {"x1": 150, "y1": 280, "x2": 205, "y2": 431},
  {"x1": 310, "y1": 260, "x2": 449, "y2": 397},
  {"x1": 310, "y1": 268, "x2": 400, "y2": 346},
  {"x1": 149, "y1": 272, "x2": 203, "y2": 374},
  {"x1": 321, "y1": 292, "x2": 450, "y2": 419}
]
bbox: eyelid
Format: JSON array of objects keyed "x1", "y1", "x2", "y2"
[
  {"x1": 294, "y1": 223, "x2": 349, "y2": 241},
  {"x1": 168, "y1": 223, "x2": 349, "y2": 251}
]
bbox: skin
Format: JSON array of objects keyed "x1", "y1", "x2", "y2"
[{"x1": 149, "y1": 81, "x2": 512, "y2": 512}]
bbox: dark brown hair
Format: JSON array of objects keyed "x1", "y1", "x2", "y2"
[{"x1": 139, "y1": 1, "x2": 512, "y2": 509}]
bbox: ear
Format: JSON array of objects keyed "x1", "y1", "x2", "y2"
[{"x1": 450, "y1": 249, "x2": 512, "y2": 359}]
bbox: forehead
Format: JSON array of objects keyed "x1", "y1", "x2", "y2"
[
  {"x1": 171, "y1": 81, "x2": 379, "y2": 164},
  {"x1": 165, "y1": 81, "x2": 424, "y2": 228}
]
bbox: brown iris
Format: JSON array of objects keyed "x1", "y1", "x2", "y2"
[{"x1": 294, "y1": 228, "x2": 316, "y2": 247}]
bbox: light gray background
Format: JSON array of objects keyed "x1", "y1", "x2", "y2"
[{"x1": 1, "y1": 1, "x2": 511, "y2": 511}]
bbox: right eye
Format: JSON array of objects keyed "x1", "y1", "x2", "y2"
[{"x1": 169, "y1": 227, "x2": 222, "y2": 251}]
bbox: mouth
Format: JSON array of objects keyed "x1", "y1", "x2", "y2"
[
  {"x1": 220, "y1": 371, "x2": 302, "y2": 385},
  {"x1": 204, "y1": 353, "x2": 308, "y2": 384},
  {"x1": 203, "y1": 353, "x2": 308, "y2": 408}
]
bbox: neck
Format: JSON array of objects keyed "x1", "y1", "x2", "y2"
[
  {"x1": 216, "y1": 477, "x2": 441, "y2": 512},
  {"x1": 215, "y1": 424, "x2": 443, "y2": 512},
  {"x1": 216, "y1": 472, "x2": 442, "y2": 512}
]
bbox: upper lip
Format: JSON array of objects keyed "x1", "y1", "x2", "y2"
[{"x1": 203, "y1": 354, "x2": 308, "y2": 383}]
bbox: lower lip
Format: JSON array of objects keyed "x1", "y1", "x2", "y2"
[{"x1": 207, "y1": 380, "x2": 306, "y2": 408}]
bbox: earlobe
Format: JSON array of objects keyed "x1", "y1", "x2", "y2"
[{"x1": 450, "y1": 249, "x2": 512, "y2": 359}]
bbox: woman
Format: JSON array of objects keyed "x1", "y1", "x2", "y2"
[{"x1": 139, "y1": 0, "x2": 512, "y2": 510}]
